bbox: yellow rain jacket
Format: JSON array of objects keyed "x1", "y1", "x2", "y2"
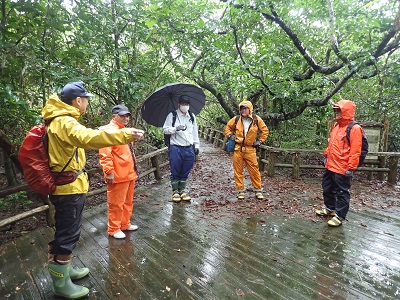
[
  {"x1": 224, "y1": 100, "x2": 269, "y2": 152},
  {"x1": 224, "y1": 101, "x2": 269, "y2": 191},
  {"x1": 42, "y1": 93, "x2": 134, "y2": 195}
]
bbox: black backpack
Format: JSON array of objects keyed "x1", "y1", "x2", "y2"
[
  {"x1": 164, "y1": 110, "x2": 195, "y2": 148},
  {"x1": 343, "y1": 121, "x2": 369, "y2": 167}
]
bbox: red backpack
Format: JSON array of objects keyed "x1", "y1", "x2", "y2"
[{"x1": 18, "y1": 121, "x2": 79, "y2": 195}]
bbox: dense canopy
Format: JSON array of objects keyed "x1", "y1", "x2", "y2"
[{"x1": 1, "y1": 0, "x2": 400, "y2": 171}]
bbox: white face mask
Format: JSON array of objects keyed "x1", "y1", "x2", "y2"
[{"x1": 179, "y1": 105, "x2": 189, "y2": 113}]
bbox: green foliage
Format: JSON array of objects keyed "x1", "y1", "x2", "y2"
[
  {"x1": 0, "y1": 192, "x2": 31, "y2": 212},
  {"x1": 145, "y1": 126, "x2": 165, "y2": 149},
  {"x1": 267, "y1": 108, "x2": 329, "y2": 150},
  {"x1": 0, "y1": 0, "x2": 399, "y2": 154},
  {"x1": 0, "y1": 85, "x2": 41, "y2": 144}
]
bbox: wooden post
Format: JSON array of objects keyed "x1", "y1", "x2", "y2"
[
  {"x1": 258, "y1": 147, "x2": 266, "y2": 171},
  {"x1": 206, "y1": 128, "x2": 211, "y2": 141},
  {"x1": 201, "y1": 126, "x2": 206, "y2": 138},
  {"x1": 222, "y1": 135, "x2": 228, "y2": 151},
  {"x1": 292, "y1": 153, "x2": 300, "y2": 179},
  {"x1": 388, "y1": 156, "x2": 398, "y2": 185},
  {"x1": 377, "y1": 156, "x2": 385, "y2": 181},
  {"x1": 150, "y1": 155, "x2": 161, "y2": 180},
  {"x1": 367, "y1": 168, "x2": 374, "y2": 180},
  {"x1": 268, "y1": 151, "x2": 276, "y2": 177},
  {"x1": 42, "y1": 195, "x2": 55, "y2": 227},
  {"x1": 217, "y1": 132, "x2": 223, "y2": 147},
  {"x1": 211, "y1": 130, "x2": 217, "y2": 145}
]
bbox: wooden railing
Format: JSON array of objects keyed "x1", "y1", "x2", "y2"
[
  {"x1": 0, "y1": 147, "x2": 169, "y2": 228},
  {"x1": 198, "y1": 125, "x2": 400, "y2": 184}
]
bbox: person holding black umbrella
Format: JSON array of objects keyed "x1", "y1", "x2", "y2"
[{"x1": 163, "y1": 95, "x2": 200, "y2": 202}]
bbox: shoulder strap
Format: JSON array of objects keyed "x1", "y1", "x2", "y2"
[
  {"x1": 252, "y1": 115, "x2": 258, "y2": 126},
  {"x1": 346, "y1": 121, "x2": 358, "y2": 143},
  {"x1": 59, "y1": 149, "x2": 78, "y2": 173},
  {"x1": 233, "y1": 115, "x2": 240, "y2": 130},
  {"x1": 188, "y1": 110, "x2": 195, "y2": 123},
  {"x1": 171, "y1": 111, "x2": 178, "y2": 127}
]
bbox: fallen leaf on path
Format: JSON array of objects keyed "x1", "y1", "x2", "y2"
[
  {"x1": 236, "y1": 289, "x2": 245, "y2": 296},
  {"x1": 329, "y1": 262, "x2": 340, "y2": 268}
]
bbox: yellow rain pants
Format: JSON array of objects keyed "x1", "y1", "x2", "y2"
[{"x1": 232, "y1": 147, "x2": 262, "y2": 190}]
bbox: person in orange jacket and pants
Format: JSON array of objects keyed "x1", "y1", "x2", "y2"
[
  {"x1": 224, "y1": 100, "x2": 269, "y2": 200},
  {"x1": 316, "y1": 100, "x2": 363, "y2": 227},
  {"x1": 99, "y1": 104, "x2": 143, "y2": 239}
]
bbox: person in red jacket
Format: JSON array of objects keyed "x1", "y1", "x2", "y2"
[
  {"x1": 99, "y1": 105, "x2": 143, "y2": 238},
  {"x1": 316, "y1": 100, "x2": 363, "y2": 227}
]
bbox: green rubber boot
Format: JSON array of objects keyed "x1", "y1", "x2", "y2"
[
  {"x1": 171, "y1": 180, "x2": 179, "y2": 192},
  {"x1": 69, "y1": 266, "x2": 90, "y2": 280},
  {"x1": 48, "y1": 245, "x2": 89, "y2": 280},
  {"x1": 179, "y1": 180, "x2": 191, "y2": 201},
  {"x1": 48, "y1": 263, "x2": 89, "y2": 299}
]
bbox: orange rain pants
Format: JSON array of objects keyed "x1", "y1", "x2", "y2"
[
  {"x1": 232, "y1": 147, "x2": 262, "y2": 190},
  {"x1": 107, "y1": 180, "x2": 136, "y2": 236}
]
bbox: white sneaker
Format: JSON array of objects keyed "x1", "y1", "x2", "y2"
[
  {"x1": 112, "y1": 231, "x2": 126, "y2": 239},
  {"x1": 127, "y1": 224, "x2": 138, "y2": 231}
]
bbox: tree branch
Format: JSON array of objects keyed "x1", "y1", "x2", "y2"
[
  {"x1": 231, "y1": 25, "x2": 275, "y2": 96},
  {"x1": 190, "y1": 53, "x2": 203, "y2": 72},
  {"x1": 195, "y1": 79, "x2": 235, "y2": 118}
]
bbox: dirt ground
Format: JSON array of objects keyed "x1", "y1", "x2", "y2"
[{"x1": 2, "y1": 148, "x2": 400, "y2": 246}]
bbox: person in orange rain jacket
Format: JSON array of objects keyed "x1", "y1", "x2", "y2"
[
  {"x1": 316, "y1": 100, "x2": 364, "y2": 227},
  {"x1": 99, "y1": 104, "x2": 142, "y2": 239},
  {"x1": 224, "y1": 100, "x2": 269, "y2": 200}
]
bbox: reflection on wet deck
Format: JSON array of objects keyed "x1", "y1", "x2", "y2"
[
  {"x1": 1, "y1": 142, "x2": 400, "y2": 299},
  {"x1": 1, "y1": 188, "x2": 400, "y2": 299}
]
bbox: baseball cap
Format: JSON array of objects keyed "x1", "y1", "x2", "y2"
[
  {"x1": 112, "y1": 104, "x2": 131, "y2": 116},
  {"x1": 61, "y1": 82, "x2": 93, "y2": 102},
  {"x1": 240, "y1": 104, "x2": 249, "y2": 109},
  {"x1": 178, "y1": 95, "x2": 191, "y2": 104}
]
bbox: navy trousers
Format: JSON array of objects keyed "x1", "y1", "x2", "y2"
[
  {"x1": 169, "y1": 145, "x2": 195, "y2": 181},
  {"x1": 322, "y1": 169, "x2": 352, "y2": 220}
]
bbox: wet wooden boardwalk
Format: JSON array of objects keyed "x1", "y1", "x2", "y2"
[{"x1": 1, "y1": 141, "x2": 400, "y2": 299}]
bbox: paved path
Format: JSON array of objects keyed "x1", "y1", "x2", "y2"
[{"x1": 1, "y1": 140, "x2": 400, "y2": 299}]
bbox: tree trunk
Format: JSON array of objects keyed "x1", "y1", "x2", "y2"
[{"x1": 2, "y1": 149, "x2": 18, "y2": 187}]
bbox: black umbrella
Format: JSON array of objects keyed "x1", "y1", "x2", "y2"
[{"x1": 141, "y1": 82, "x2": 206, "y2": 127}]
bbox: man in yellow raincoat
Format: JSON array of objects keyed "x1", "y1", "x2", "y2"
[
  {"x1": 42, "y1": 82, "x2": 144, "y2": 299},
  {"x1": 99, "y1": 105, "x2": 139, "y2": 239},
  {"x1": 224, "y1": 100, "x2": 269, "y2": 200}
]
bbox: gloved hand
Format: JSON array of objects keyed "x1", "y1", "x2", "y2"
[
  {"x1": 229, "y1": 134, "x2": 235, "y2": 141},
  {"x1": 194, "y1": 148, "x2": 199, "y2": 155},
  {"x1": 322, "y1": 156, "x2": 327, "y2": 167},
  {"x1": 253, "y1": 140, "x2": 262, "y2": 148},
  {"x1": 176, "y1": 125, "x2": 186, "y2": 131},
  {"x1": 345, "y1": 170, "x2": 354, "y2": 177}
]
